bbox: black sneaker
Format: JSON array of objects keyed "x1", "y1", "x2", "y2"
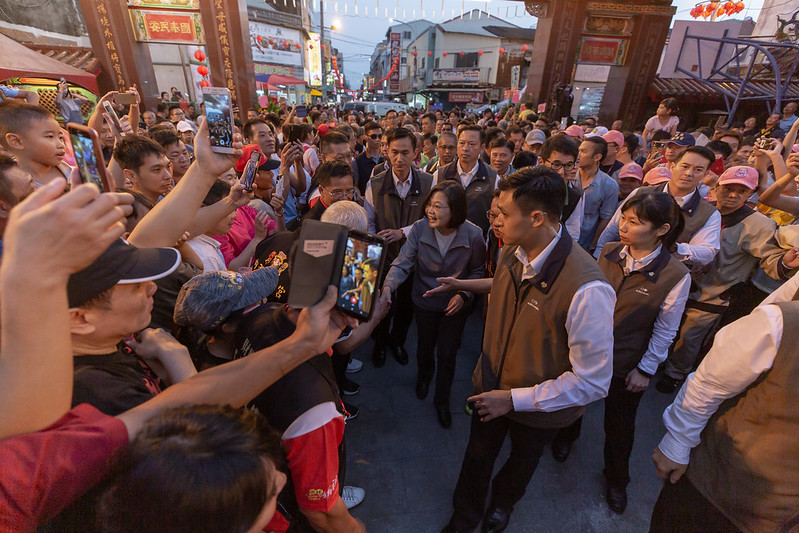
[
  {"x1": 656, "y1": 375, "x2": 684, "y2": 394},
  {"x1": 342, "y1": 377, "x2": 360, "y2": 396},
  {"x1": 344, "y1": 402, "x2": 359, "y2": 421}
]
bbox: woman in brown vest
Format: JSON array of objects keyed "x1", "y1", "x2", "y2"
[{"x1": 597, "y1": 191, "x2": 690, "y2": 513}]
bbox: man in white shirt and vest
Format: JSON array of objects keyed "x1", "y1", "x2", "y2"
[{"x1": 442, "y1": 166, "x2": 615, "y2": 533}]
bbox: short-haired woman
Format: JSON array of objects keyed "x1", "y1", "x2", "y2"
[{"x1": 382, "y1": 181, "x2": 485, "y2": 427}]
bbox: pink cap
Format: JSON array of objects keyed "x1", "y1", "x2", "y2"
[
  {"x1": 717, "y1": 165, "x2": 758, "y2": 190},
  {"x1": 602, "y1": 130, "x2": 624, "y2": 147},
  {"x1": 563, "y1": 125, "x2": 584, "y2": 139},
  {"x1": 618, "y1": 162, "x2": 643, "y2": 181},
  {"x1": 643, "y1": 166, "x2": 671, "y2": 185},
  {"x1": 317, "y1": 124, "x2": 331, "y2": 136}
]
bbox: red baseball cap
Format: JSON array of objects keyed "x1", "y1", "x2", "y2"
[
  {"x1": 602, "y1": 130, "x2": 625, "y2": 147},
  {"x1": 644, "y1": 166, "x2": 671, "y2": 185},
  {"x1": 619, "y1": 162, "x2": 643, "y2": 181},
  {"x1": 317, "y1": 124, "x2": 331, "y2": 137},
  {"x1": 717, "y1": 165, "x2": 758, "y2": 190},
  {"x1": 235, "y1": 144, "x2": 280, "y2": 173}
]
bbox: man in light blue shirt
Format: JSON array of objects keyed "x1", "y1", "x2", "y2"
[
  {"x1": 778, "y1": 101, "x2": 798, "y2": 132},
  {"x1": 577, "y1": 136, "x2": 619, "y2": 252}
]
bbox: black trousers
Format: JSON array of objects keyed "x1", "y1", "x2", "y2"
[
  {"x1": 373, "y1": 276, "x2": 414, "y2": 348},
  {"x1": 331, "y1": 345, "x2": 350, "y2": 395},
  {"x1": 450, "y1": 413, "x2": 558, "y2": 531},
  {"x1": 413, "y1": 305, "x2": 469, "y2": 409},
  {"x1": 603, "y1": 376, "x2": 645, "y2": 488},
  {"x1": 650, "y1": 475, "x2": 741, "y2": 533}
]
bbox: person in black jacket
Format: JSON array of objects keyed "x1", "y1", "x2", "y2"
[{"x1": 354, "y1": 121, "x2": 383, "y2": 194}]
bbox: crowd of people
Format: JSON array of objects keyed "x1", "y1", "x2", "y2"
[{"x1": 0, "y1": 80, "x2": 797, "y2": 533}]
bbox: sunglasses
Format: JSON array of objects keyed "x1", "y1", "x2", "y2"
[{"x1": 368, "y1": 133, "x2": 382, "y2": 140}]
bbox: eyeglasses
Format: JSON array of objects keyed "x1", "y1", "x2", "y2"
[
  {"x1": 542, "y1": 158, "x2": 576, "y2": 172},
  {"x1": 427, "y1": 203, "x2": 450, "y2": 211},
  {"x1": 437, "y1": 145, "x2": 456, "y2": 151},
  {"x1": 368, "y1": 133, "x2": 382, "y2": 139},
  {"x1": 322, "y1": 185, "x2": 358, "y2": 198},
  {"x1": 486, "y1": 210, "x2": 498, "y2": 221}
]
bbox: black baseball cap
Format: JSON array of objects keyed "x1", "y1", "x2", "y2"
[{"x1": 67, "y1": 239, "x2": 181, "y2": 308}]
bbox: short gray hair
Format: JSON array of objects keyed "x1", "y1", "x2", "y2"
[{"x1": 320, "y1": 200, "x2": 368, "y2": 232}]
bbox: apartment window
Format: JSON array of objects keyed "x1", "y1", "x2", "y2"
[
  {"x1": 401, "y1": 57, "x2": 407, "y2": 65},
  {"x1": 435, "y1": 58, "x2": 440, "y2": 69},
  {"x1": 403, "y1": 31, "x2": 412, "y2": 39},
  {"x1": 455, "y1": 52, "x2": 479, "y2": 68},
  {"x1": 421, "y1": 58, "x2": 425, "y2": 69}
]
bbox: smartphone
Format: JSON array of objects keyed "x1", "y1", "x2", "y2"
[
  {"x1": 241, "y1": 150, "x2": 261, "y2": 192},
  {"x1": 102, "y1": 101, "x2": 123, "y2": 133},
  {"x1": 67, "y1": 124, "x2": 114, "y2": 192},
  {"x1": 288, "y1": 220, "x2": 350, "y2": 309},
  {"x1": 115, "y1": 92, "x2": 136, "y2": 106},
  {"x1": 202, "y1": 87, "x2": 235, "y2": 154},
  {"x1": 335, "y1": 229, "x2": 386, "y2": 321},
  {"x1": 295, "y1": 105, "x2": 307, "y2": 119},
  {"x1": 714, "y1": 115, "x2": 729, "y2": 130},
  {"x1": 275, "y1": 173, "x2": 285, "y2": 198},
  {"x1": 560, "y1": 117, "x2": 568, "y2": 130},
  {"x1": 287, "y1": 124, "x2": 305, "y2": 144}
]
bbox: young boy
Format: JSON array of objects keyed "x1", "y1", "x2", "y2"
[{"x1": 0, "y1": 103, "x2": 71, "y2": 185}]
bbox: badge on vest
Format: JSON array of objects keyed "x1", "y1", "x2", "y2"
[
  {"x1": 527, "y1": 298, "x2": 540, "y2": 311},
  {"x1": 474, "y1": 186, "x2": 484, "y2": 192},
  {"x1": 410, "y1": 200, "x2": 418, "y2": 207},
  {"x1": 635, "y1": 287, "x2": 650, "y2": 296}
]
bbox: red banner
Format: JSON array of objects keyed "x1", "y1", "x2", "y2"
[
  {"x1": 389, "y1": 32, "x2": 401, "y2": 93},
  {"x1": 579, "y1": 38, "x2": 621, "y2": 64},
  {"x1": 449, "y1": 91, "x2": 484, "y2": 103},
  {"x1": 130, "y1": 9, "x2": 203, "y2": 44}
]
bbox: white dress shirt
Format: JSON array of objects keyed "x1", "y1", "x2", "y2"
[
  {"x1": 564, "y1": 194, "x2": 585, "y2": 242},
  {"x1": 364, "y1": 171, "x2": 415, "y2": 236},
  {"x1": 509, "y1": 226, "x2": 617, "y2": 412},
  {"x1": 618, "y1": 245, "x2": 692, "y2": 375},
  {"x1": 457, "y1": 160, "x2": 480, "y2": 188},
  {"x1": 658, "y1": 304, "x2": 783, "y2": 464},
  {"x1": 594, "y1": 183, "x2": 721, "y2": 266},
  {"x1": 187, "y1": 234, "x2": 227, "y2": 272}
]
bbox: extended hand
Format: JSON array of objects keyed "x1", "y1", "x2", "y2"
[
  {"x1": 782, "y1": 247, "x2": 799, "y2": 269},
  {"x1": 423, "y1": 276, "x2": 461, "y2": 297},
  {"x1": 194, "y1": 116, "x2": 244, "y2": 177},
  {"x1": 444, "y1": 294, "x2": 464, "y2": 316},
  {"x1": 625, "y1": 368, "x2": 650, "y2": 393},
  {"x1": 377, "y1": 228, "x2": 403, "y2": 243}
]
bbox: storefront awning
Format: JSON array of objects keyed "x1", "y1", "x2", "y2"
[
  {"x1": 0, "y1": 33, "x2": 98, "y2": 93},
  {"x1": 310, "y1": 89, "x2": 322, "y2": 96},
  {"x1": 255, "y1": 73, "x2": 306, "y2": 86}
]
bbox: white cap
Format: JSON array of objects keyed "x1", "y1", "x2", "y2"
[{"x1": 176, "y1": 120, "x2": 194, "y2": 132}]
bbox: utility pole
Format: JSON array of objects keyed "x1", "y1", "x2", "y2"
[{"x1": 320, "y1": 0, "x2": 327, "y2": 102}]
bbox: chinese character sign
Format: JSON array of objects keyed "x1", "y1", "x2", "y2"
[
  {"x1": 389, "y1": 32, "x2": 401, "y2": 93},
  {"x1": 578, "y1": 37, "x2": 627, "y2": 65},
  {"x1": 129, "y1": 8, "x2": 204, "y2": 44},
  {"x1": 306, "y1": 32, "x2": 322, "y2": 87}
]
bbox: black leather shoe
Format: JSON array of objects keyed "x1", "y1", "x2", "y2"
[
  {"x1": 551, "y1": 440, "x2": 572, "y2": 462},
  {"x1": 606, "y1": 484, "x2": 627, "y2": 514},
  {"x1": 391, "y1": 344, "x2": 409, "y2": 365},
  {"x1": 436, "y1": 406, "x2": 452, "y2": 428},
  {"x1": 482, "y1": 506, "x2": 512, "y2": 533},
  {"x1": 656, "y1": 375, "x2": 683, "y2": 394},
  {"x1": 416, "y1": 379, "x2": 429, "y2": 400},
  {"x1": 372, "y1": 344, "x2": 386, "y2": 368}
]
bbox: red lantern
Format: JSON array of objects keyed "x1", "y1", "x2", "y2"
[
  {"x1": 709, "y1": 1, "x2": 718, "y2": 9},
  {"x1": 499, "y1": 47, "x2": 505, "y2": 54},
  {"x1": 459, "y1": 51, "x2": 464, "y2": 56},
  {"x1": 413, "y1": 51, "x2": 417, "y2": 56},
  {"x1": 735, "y1": 1, "x2": 745, "y2": 12},
  {"x1": 269, "y1": 39, "x2": 275, "y2": 45},
  {"x1": 427, "y1": 51, "x2": 432, "y2": 56},
  {"x1": 283, "y1": 42, "x2": 288, "y2": 48},
  {"x1": 197, "y1": 65, "x2": 209, "y2": 76},
  {"x1": 193, "y1": 50, "x2": 206, "y2": 62},
  {"x1": 295, "y1": 43, "x2": 301, "y2": 49},
  {"x1": 442, "y1": 51, "x2": 447, "y2": 57},
  {"x1": 522, "y1": 44, "x2": 528, "y2": 51},
  {"x1": 199, "y1": 80, "x2": 210, "y2": 88},
  {"x1": 478, "y1": 50, "x2": 483, "y2": 56},
  {"x1": 309, "y1": 44, "x2": 313, "y2": 49}
]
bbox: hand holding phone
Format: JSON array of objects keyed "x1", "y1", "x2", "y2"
[
  {"x1": 67, "y1": 124, "x2": 114, "y2": 192},
  {"x1": 102, "y1": 101, "x2": 123, "y2": 134},
  {"x1": 202, "y1": 87, "x2": 235, "y2": 154},
  {"x1": 241, "y1": 150, "x2": 261, "y2": 192}
]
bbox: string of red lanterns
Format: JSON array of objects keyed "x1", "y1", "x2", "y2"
[
  {"x1": 193, "y1": 49, "x2": 211, "y2": 88},
  {"x1": 690, "y1": 1, "x2": 746, "y2": 19}
]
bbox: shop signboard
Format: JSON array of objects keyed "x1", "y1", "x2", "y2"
[
  {"x1": 249, "y1": 21, "x2": 303, "y2": 67},
  {"x1": 448, "y1": 91, "x2": 484, "y2": 103},
  {"x1": 389, "y1": 32, "x2": 401, "y2": 93},
  {"x1": 433, "y1": 68, "x2": 480, "y2": 84},
  {"x1": 307, "y1": 32, "x2": 322, "y2": 87},
  {"x1": 129, "y1": 8, "x2": 204, "y2": 44}
]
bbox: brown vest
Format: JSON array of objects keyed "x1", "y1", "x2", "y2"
[
  {"x1": 474, "y1": 234, "x2": 609, "y2": 428},
  {"x1": 687, "y1": 301, "x2": 799, "y2": 532},
  {"x1": 636, "y1": 184, "x2": 717, "y2": 246},
  {"x1": 598, "y1": 243, "x2": 689, "y2": 379},
  {"x1": 371, "y1": 168, "x2": 433, "y2": 264}
]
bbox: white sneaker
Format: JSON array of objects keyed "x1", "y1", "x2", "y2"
[
  {"x1": 345, "y1": 358, "x2": 363, "y2": 374},
  {"x1": 342, "y1": 485, "x2": 365, "y2": 509}
]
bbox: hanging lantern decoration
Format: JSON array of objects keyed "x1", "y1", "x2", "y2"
[
  {"x1": 522, "y1": 44, "x2": 528, "y2": 51},
  {"x1": 256, "y1": 35, "x2": 262, "y2": 45},
  {"x1": 295, "y1": 43, "x2": 301, "y2": 49},
  {"x1": 199, "y1": 80, "x2": 211, "y2": 88},
  {"x1": 197, "y1": 65, "x2": 209, "y2": 76},
  {"x1": 269, "y1": 39, "x2": 275, "y2": 45},
  {"x1": 459, "y1": 51, "x2": 465, "y2": 56},
  {"x1": 193, "y1": 50, "x2": 206, "y2": 62},
  {"x1": 442, "y1": 51, "x2": 447, "y2": 57},
  {"x1": 413, "y1": 51, "x2": 417, "y2": 56},
  {"x1": 691, "y1": 0, "x2": 745, "y2": 19},
  {"x1": 478, "y1": 50, "x2": 483, "y2": 56},
  {"x1": 427, "y1": 51, "x2": 432, "y2": 56},
  {"x1": 499, "y1": 47, "x2": 505, "y2": 54},
  {"x1": 309, "y1": 44, "x2": 313, "y2": 49}
]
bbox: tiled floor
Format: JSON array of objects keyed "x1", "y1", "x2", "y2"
[{"x1": 344, "y1": 311, "x2": 677, "y2": 532}]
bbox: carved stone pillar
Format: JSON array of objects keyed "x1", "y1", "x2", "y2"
[{"x1": 524, "y1": 0, "x2": 588, "y2": 107}]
